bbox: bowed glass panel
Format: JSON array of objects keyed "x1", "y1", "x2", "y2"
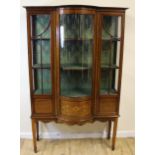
[{"x1": 59, "y1": 14, "x2": 94, "y2": 97}]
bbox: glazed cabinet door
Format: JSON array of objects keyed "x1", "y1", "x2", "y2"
[
  {"x1": 27, "y1": 11, "x2": 55, "y2": 115},
  {"x1": 56, "y1": 9, "x2": 96, "y2": 122},
  {"x1": 96, "y1": 13, "x2": 125, "y2": 116}
]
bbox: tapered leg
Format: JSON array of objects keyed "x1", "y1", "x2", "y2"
[
  {"x1": 112, "y1": 118, "x2": 118, "y2": 150},
  {"x1": 32, "y1": 119, "x2": 37, "y2": 153},
  {"x1": 36, "y1": 121, "x2": 39, "y2": 141},
  {"x1": 107, "y1": 120, "x2": 112, "y2": 139}
]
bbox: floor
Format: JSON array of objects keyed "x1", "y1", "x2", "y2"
[{"x1": 20, "y1": 138, "x2": 135, "y2": 155}]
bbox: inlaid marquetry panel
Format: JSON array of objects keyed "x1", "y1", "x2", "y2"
[{"x1": 60, "y1": 99, "x2": 91, "y2": 117}]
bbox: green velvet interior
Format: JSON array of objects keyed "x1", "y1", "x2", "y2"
[
  {"x1": 100, "y1": 69, "x2": 117, "y2": 94},
  {"x1": 60, "y1": 40, "x2": 92, "y2": 66},
  {"x1": 61, "y1": 70, "x2": 92, "y2": 97},
  {"x1": 33, "y1": 40, "x2": 50, "y2": 65},
  {"x1": 32, "y1": 15, "x2": 50, "y2": 38},
  {"x1": 33, "y1": 69, "x2": 51, "y2": 94},
  {"x1": 102, "y1": 16, "x2": 119, "y2": 39},
  {"x1": 101, "y1": 40, "x2": 117, "y2": 67},
  {"x1": 60, "y1": 14, "x2": 93, "y2": 39}
]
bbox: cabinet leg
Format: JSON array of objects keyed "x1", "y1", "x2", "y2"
[
  {"x1": 112, "y1": 118, "x2": 118, "y2": 151},
  {"x1": 107, "y1": 120, "x2": 112, "y2": 140},
  {"x1": 32, "y1": 119, "x2": 37, "y2": 153},
  {"x1": 36, "y1": 121, "x2": 39, "y2": 141}
]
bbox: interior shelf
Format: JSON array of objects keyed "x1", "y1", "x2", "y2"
[
  {"x1": 31, "y1": 37, "x2": 50, "y2": 40},
  {"x1": 100, "y1": 89, "x2": 117, "y2": 95},
  {"x1": 61, "y1": 64, "x2": 90, "y2": 71},
  {"x1": 102, "y1": 37, "x2": 121, "y2": 41},
  {"x1": 34, "y1": 88, "x2": 51, "y2": 94},
  {"x1": 32, "y1": 64, "x2": 51, "y2": 69},
  {"x1": 63, "y1": 38, "x2": 93, "y2": 41},
  {"x1": 101, "y1": 65, "x2": 119, "y2": 69}
]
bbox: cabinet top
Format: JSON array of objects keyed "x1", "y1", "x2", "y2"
[{"x1": 23, "y1": 5, "x2": 128, "y2": 11}]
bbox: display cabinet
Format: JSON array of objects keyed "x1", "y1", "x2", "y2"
[{"x1": 25, "y1": 5, "x2": 127, "y2": 152}]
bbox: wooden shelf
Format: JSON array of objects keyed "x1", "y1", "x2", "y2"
[
  {"x1": 101, "y1": 65, "x2": 119, "y2": 69},
  {"x1": 63, "y1": 38, "x2": 93, "y2": 41},
  {"x1": 100, "y1": 89, "x2": 117, "y2": 95},
  {"x1": 34, "y1": 88, "x2": 51, "y2": 94},
  {"x1": 31, "y1": 37, "x2": 50, "y2": 40},
  {"x1": 102, "y1": 37, "x2": 121, "y2": 41},
  {"x1": 61, "y1": 64, "x2": 90, "y2": 71},
  {"x1": 32, "y1": 64, "x2": 51, "y2": 69}
]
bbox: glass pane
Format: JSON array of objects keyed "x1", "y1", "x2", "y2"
[
  {"x1": 33, "y1": 69, "x2": 51, "y2": 94},
  {"x1": 60, "y1": 14, "x2": 93, "y2": 97},
  {"x1": 111, "y1": 69, "x2": 119, "y2": 93},
  {"x1": 60, "y1": 14, "x2": 93, "y2": 39},
  {"x1": 101, "y1": 40, "x2": 120, "y2": 67},
  {"x1": 102, "y1": 16, "x2": 121, "y2": 39},
  {"x1": 100, "y1": 69, "x2": 110, "y2": 94},
  {"x1": 100, "y1": 16, "x2": 121, "y2": 95},
  {"x1": 31, "y1": 15, "x2": 50, "y2": 38},
  {"x1": 31, "y1": 14, "x2": 52, "y2": 95},
  {"x1": 32, "y1": 40, "x2": 50, "y2": 67},
  {"x1": 100, "y1": 69, "x2": 118, "y2": 94}
]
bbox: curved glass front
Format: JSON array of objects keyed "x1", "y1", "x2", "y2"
[{"x1": 59, "y1": 14, "x2": 94, "y2": 97}]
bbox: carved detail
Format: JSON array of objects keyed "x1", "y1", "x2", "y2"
[{"x1": 61, "y1": 100, "x2": 91, "y2": 117}]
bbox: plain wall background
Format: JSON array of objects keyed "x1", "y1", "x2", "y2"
[{"x1": 20, "y1": 0, "x2": 134, "y2": 138}]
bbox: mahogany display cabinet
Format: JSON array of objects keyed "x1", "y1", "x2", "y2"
[{"x1": 24, "y1": 5, "x2": 127, "y2": 152}]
